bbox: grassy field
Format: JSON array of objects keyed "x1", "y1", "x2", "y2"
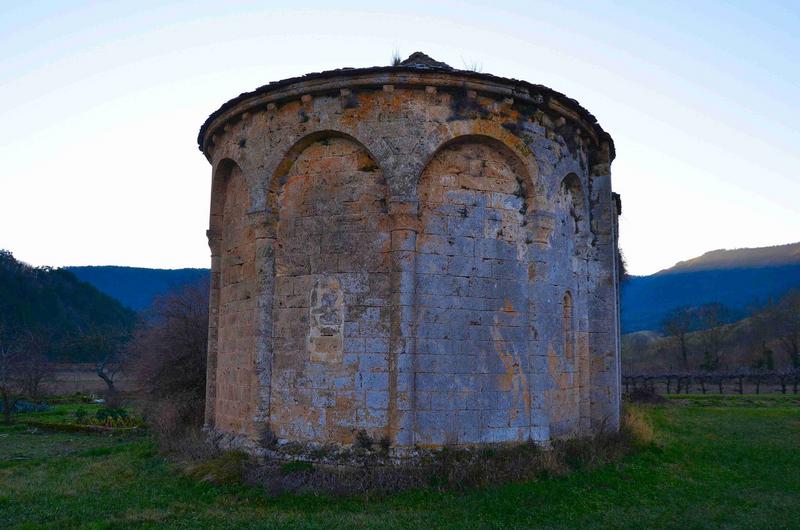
[{"x1": 1, "y1": 396, "x2": 799, "y2": 529}]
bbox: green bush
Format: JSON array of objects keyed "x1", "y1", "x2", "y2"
[
  {"x1": 95, "y1": 407, "x2": 128, "y2": 422},
  {"x1": 280, "y1": 461, "x2": 314, "y2": 475}
]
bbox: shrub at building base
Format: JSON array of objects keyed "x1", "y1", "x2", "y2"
[
  {"x1": 129, "y1": 280, "x2": 211, "y2": 458},
  {"x1": 198, "y1": 406, "x2": 653, "y2": 497}
]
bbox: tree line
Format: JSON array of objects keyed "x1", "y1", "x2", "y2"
[
  {"x1": 663, "y1": 291, "x2": 799, "y2": 371},
  {"x1": 0, "y1": 249, "x2": 208, "y2": 430},
  {"x1": 624, "y1": 290, "x2": 800, "y2": 376}
]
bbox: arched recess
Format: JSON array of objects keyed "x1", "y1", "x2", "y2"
[
  {"x1": 255, "y1": 129, "x2": 395, "y2": 213},
  {"x1": 205, "y1": 158, "x2": 239, "y2": 429},
  {"x1": 411, "y1": 120, "x2": 542, "y2": 206},
  {"x1": 558, "y1": 173, "x2": 590, "y2": 240},
  {"x1": 209, "y1": 158, "x2": 241, "y2": 240},
  {"x1": 266, "y1": 133, "x2": 392, "y2": 445},
  {"x1": 209, "y1": 158, "x2": 259, "y2": 436},
  {"x1": 551, "y1": 173, "x2": 591, "y2": 437},
  {"x1": 412, "y1": 135, "x2": 536, "y2": 446}
]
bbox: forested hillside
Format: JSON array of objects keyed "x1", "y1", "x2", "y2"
[
  {"x1": 13, "y1": 241, "x2": 799, "y2": 341},
  {"x1": 622, "y1": 243, "x2": 800, "y2": 332},
  {"x1": 0, "y1": 250, "x2": 136, "y2": 361}
]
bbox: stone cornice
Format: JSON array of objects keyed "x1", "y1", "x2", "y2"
[{"x1": 198, "y1": 66, "x2": 615, "y2": 161}]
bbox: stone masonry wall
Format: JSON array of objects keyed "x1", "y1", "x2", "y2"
[
  {"x1": 200, "y1": 65, "x2": 619, "y2": 452},
  {"x1": 214, "y1": 165, "x2": 258, "y2": 434},
  {"x1": 269, "y1": 137, "x2": 392, "y2": 443},
  {"x1": 412, "y1": 139, "x2": 536, "y2": 444}
]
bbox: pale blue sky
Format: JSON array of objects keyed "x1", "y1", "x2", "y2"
[{"x1": 1, "y1": 1, "x2": 798, "y2": 275}]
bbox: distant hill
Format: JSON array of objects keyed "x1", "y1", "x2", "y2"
[
  {"x1": 59, "y1": 243, "x2": 800, "y2": 334},
  {"x1": 622, "y1": 243, "x2": 800, "y2": 333},
  {"x1": 657, "y1": 242, "x2": 800, "y2": 274},
  {"x1": 67, "y1": 266, "x2": 209, "y2": 311},
  {"x1": 0, "y1": 250, "x2": 136, "y2": 361}
]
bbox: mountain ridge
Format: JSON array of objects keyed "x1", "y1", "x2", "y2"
[
  {"x1": 62, "y1": 243, "x2": 800, "y2": 334},
  {"x1": 655, "y1": 242, "x2": 800, "y2": 275},
  {"x1": 0, "y1": 251, "x2": 136, "y2": 361},
  {"x1": 67, "y1": 266, "x2": 209, "y2": 311},
  {"x1": 623, "y1": 242, "x2": 800, "y2": 332}
]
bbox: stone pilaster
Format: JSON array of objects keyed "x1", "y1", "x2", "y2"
[
  {"x1": 587, "y1": 168, "x2": 621, "y2": 432},
  {"x1": 387, "y1": 199, "x2": 418, "y2": 446},
  {"x1": 205, "y1": 229, "x2": 221, "y2": 429}
]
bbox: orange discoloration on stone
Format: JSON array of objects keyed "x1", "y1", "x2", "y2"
[
  {"x1": 203, "y1": 60, "x2": 621, "y2": 451},
  {"x1": 214, "y1": 163, "x2": 259, "y2": 436},
  {"x1": 266, "y1": 136, "x2": 391, "y2": 444},
  {"x1": 491, "y1": 316, "x2": 531, "y2": 421}
]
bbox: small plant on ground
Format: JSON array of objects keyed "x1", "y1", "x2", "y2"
[
  {"x1": 95, "y1": 407, "x2": 127, "y2": 422},
  {"x1": 355, "y1": 429, "x2": 373, "y2": 450},
  {"x1": 184, "y1": 450, "x2": 248, "y2": 485},
  {"x1": 280, "y1": 461, "x2": 314, "y2": 475},
  {"x1": 621, "y1": 404, "x2": 656, "y2": 446},
  {"x1": 239, "y1": 407, "x2": 656, "y2": 497}
]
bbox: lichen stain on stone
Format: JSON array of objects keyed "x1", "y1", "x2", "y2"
[
  {"x1": 491, "y1": 315, "x2": 530, "y2": 421},
  {"x1": 202, "y1": 56, "x2": 621, "y2": 450},
  {"x1": 308, "y1": 276, "x2": 344, "y2": 363},
  {"x1": 527, "y1": 262, "x2": 537, "y2": 281},
  {"x1": 501, "y1": 298, "x2": 517, "y2": 314},
  {"x1": 545, "y1": 342, "x2": 574, "y2": 426}
]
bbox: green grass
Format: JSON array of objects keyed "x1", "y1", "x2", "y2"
[
  {"x1": 16, "y1": 402, "x2": 105, "y2": 425},
  {"x1": 1, "y1": 396, "x2": 799, "y2": 529}
]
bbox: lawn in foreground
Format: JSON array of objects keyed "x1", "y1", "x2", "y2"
[{"x1": 1, "y1": 396, "x2": 798, "y2": 529}]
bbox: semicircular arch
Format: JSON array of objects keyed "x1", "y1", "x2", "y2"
[
  {"x1": 412, "y1": 120, "x2": 542, "y2": 205},
  {"x1": 559, "y1": 172, "x2": 590, "y2": 236},
  {"x1": 262, "y1": 129, "x2": 390, "y2": 214},
  {"x1": 209, "y1": 158, "x2": 244, "y2": 243}
]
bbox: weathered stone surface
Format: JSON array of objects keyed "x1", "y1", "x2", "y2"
[{"x1": 200, "y1": 54, "x2": 620, "y2": 453}]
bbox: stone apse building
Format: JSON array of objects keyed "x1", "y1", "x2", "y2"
[{"x1": 198, "y1": 53, "x2": 621, "y2": 452}]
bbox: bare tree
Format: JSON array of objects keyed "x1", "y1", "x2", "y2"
[
  {"x1": 96, "y1": 351, "x2": 124, "y2": 394},
  {"x1": 130, "y1": 278, "x2": 209, "y2": 438},
  {"x1": 773, "y1": 290, "x2": 800, "y2": 369},
  {"x1": 697, "y1": 304, "x2": 732, "y2": 372},
  {"x1": 73, "y1": 324, "x2": 130, "y2": 394},
  {"x1": 750, "y1": 290, "x2": 800, "y2": 371},
  {"x1": 662, "y1": 306, "x2": 694, "y2": 366},
  {"x1": 19, "y1": 331, "x2": 52, "y2": 399},
  {"x1": 0, "y1": 324, "x2": 23, "y2": 424}
]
